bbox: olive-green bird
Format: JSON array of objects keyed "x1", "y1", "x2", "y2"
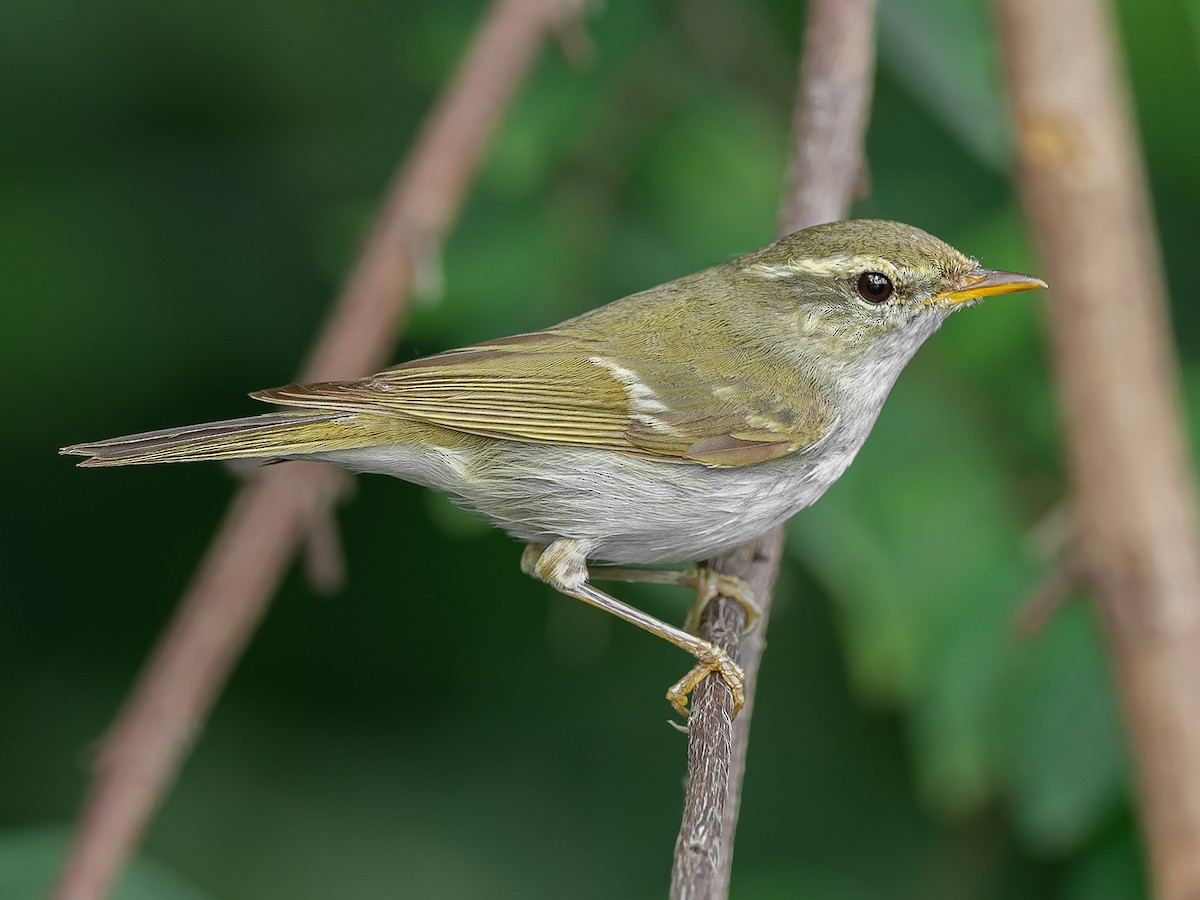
[{"x1": 64, "y1": 219, "x2": 1046, "y2": 715}]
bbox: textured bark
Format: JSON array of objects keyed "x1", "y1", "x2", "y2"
[
  {"x1": 995, "y1": 0, "x2": 1200, "y2": 896},
  {"x1": 669, "y1": 1, "x2": 877, "y2": 896}
]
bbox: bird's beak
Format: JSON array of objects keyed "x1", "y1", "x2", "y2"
[{"x1": 934, "y1": 267, "x2": 1048, "y2": 306}]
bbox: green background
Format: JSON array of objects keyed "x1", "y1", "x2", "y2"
[{"x1": 3, "y1": 0, "x2": 1198, "y2": 897}]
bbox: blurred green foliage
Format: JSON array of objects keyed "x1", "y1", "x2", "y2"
[{"x1": 3, "y1": 0, "x2": 1197, "y2": 897}]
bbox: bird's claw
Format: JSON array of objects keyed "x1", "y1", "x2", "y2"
[{"x1": 683, "y1": 570, "x2": 762, "y2": 636}]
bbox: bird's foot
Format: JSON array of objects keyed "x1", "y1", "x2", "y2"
[
  {"x1": 683, "y1": 570, "x2": 761, "y2": 636},
  {"x1": 666, "y1": 641, "x2": 746, "y2": 718}
]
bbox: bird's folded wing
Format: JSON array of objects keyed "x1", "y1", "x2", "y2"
[{"x1": 251, "y1": 331, "x2": 835, "y2": 467}]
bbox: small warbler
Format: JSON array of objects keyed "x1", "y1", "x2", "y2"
[{"x1": 64, "y1": 219, "x2": 1046, "y2": 715}]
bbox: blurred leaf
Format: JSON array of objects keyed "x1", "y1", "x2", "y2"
[
  {"x1": 1003, "y1": 603, "x2": 1126, "y2": 851},
  {"x1": 1112, "y1": 0, "x2": 1200, "y2": 188},
  {"x1": 1187, "y1": 0, "x2": 1200, "y2": 70},
  {"x1": 1062, "y1": 821, "x2": 1148, "y2": 900},
  {"x1": 788, "y1": 369, "x2": 1029, "y2": 706},
  {"x1": 911, "y1": 571, "x2": 1025, "y2": 815},
  {"x1": 877, "y1": 0, "x2": 1009, "y2": 168},
  {"x1": 1182, "y1": 364, "x2": 1200, "y2": 470},
  {"x1": 483, "y1": 66, "x2": 593, "y2": 199},
  {"x1": 639, "y1": 85, "x2": 785, "y2": 260},
  {"x1": 790, "y1": 360, "x2": 1124, "y2": 847},
  {"x1": 734, "y1": 869, "x2": 878, "y2": 900},
  {"x1": 0, "y1": 829, "x2": 214, "y2": 900}
]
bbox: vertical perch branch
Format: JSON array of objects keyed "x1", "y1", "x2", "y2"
[
  {"x1": 52, "y1": 2, "x2": 574, "y2": 898},
  {"x1": 669, "y1": 1, "x2": 877, "y2": 897},
  {"x1": 994, "y1": 0, "x2": 1200, "y2": 896}
]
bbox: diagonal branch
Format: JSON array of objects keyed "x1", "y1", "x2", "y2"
[
  {"x1": 994, "y1": 0, "x2": 1200, "y2": 896},
  {"x1": 669, "y1": 1, "x2": 877, "y2": 897},
  {"x1": 53, "y1": 2, "x2": 576, "y2": 897}
]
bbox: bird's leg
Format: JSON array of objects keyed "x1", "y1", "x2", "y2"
[
  {"x1": 588, "y1": 564, "x2": 761, "y2": 636},
  {"x1": 522, "y1": 541, "x2": 745, "y2": 717}
]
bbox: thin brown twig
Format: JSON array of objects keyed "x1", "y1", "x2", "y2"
[
  {"x1": 52, "y1": 2, "x2": 575, "y2": 898},
  {"x1": 669, "y1": 1, "x2": 877, "y2": 896},
  {"x1": 1012, "y1": 551, "x2": 1082, "y2": 639},
  {"x1": 994, "y1": 0, "x2": 1200, "y2": 896}
]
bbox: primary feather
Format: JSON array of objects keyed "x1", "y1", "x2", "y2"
[{"x1": 63, "y1": 412, "x2": 403, "y2": 467}]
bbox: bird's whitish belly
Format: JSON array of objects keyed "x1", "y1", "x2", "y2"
[{"x1": 324, "y1": 435, "x2": 860, "y2": 565}]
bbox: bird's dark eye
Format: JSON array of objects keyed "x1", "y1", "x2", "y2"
[{"x1": 856, "y1": 271, "x2": 894, "y2": 303}]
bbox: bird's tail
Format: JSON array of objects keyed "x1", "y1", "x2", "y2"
[{"x1": 62, "y1": 411, "x2": 390, "y2": 467}]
